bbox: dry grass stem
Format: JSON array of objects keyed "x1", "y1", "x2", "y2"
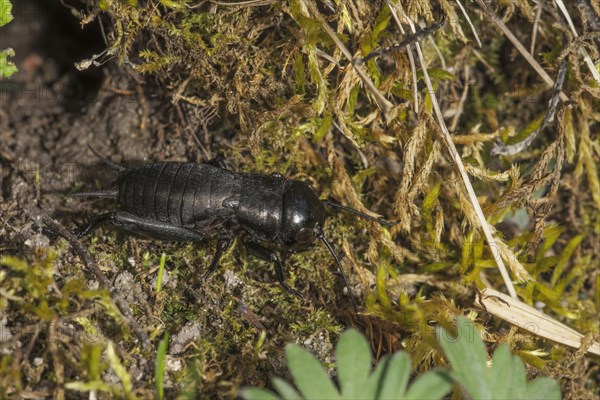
[
  {"x1": 475, "y1": 288, "x2": 600, "y2": 356},
  {"x1": 455, "y1": 0, "x2": 482, "y2": 47},
  {"x1": 389, "y1": 1, "x2": 522, "y2": 299}
]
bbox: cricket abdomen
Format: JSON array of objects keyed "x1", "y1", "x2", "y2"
[{"x1": 117, "y1": 163, "x2": 240, "y2": 225}]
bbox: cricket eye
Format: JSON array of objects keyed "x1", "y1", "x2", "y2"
[{"x1": 295, "y1": 227, "x2": 315, "y2": 244}]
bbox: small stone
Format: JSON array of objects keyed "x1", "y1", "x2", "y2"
[
  {"x1": 114, "y1": 272, "x2": 136, "y2": 302},
  {"x1": 223, "y1": 270, "x2": 242, "y2": 289},
  {"x1": 167, "y1": 356, "x2": 182, "y2": 372},
  {"x1": 24, "y1": 234, "x2": 50, "y2": 249},
  {"x1": 170, "y1": 322, "x2": 202, "y2": 354}
]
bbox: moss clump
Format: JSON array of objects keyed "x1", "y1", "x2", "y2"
[{"x1": 1, "y1": 0, "x2": 598, "y2": 398}]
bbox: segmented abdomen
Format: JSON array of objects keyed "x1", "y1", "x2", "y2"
[{"x1": 117, "y1": 163, "x2": 239, "y2": 225}]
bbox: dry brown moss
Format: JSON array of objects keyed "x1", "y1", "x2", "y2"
[{"x1": 1, "y1": 0, "x2": 598, "y2": 398}]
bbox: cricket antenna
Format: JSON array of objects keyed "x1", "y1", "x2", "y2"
[
  {"x1": 322, "y1": 199, "x2": 397, "y2": 227},
  {"x1": 88, "y1": 145, "x2": 124, "y2": 172},
  {"x1": 315, "y1": 226, "x2": 358, "y2": 312}
]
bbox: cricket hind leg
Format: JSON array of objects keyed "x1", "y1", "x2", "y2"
[
  {"x1": 73, "y1": 212, "x2": 117, "y2": 238},
  {"x1": 74, "y1": 211, "x2": 206, "y2": 242}
]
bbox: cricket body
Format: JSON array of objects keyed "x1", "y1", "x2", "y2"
[{"x1": 74, "y1": 149, "x2": 395, "y2": 305}]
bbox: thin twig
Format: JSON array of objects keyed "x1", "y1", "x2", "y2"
[{"x1": 42, "y1": 216, "x2": 151, "y2": 349}]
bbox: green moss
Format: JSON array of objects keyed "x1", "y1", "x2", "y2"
[{"x1": 4, "y1": 0, "x2": 598, "y2": 398}]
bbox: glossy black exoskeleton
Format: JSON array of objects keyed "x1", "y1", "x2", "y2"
[{"x1": 72, "y1": 148, "x2": 395, "y2": 306}]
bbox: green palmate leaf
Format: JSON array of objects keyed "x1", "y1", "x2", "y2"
[
  {"x1": 524, "y1": 378, "x2": 564, "y2": 399},
  {"x1": 437, "y1": 318, "x2": 490, "y2": 398},
  {"x1": 495, "y1": 346, "x2": 528, "y2": 398},
  {"x1": 286, "y1": 343, "x2": 340, "y2": 400},
  {"x1": 240, "y1": 388, "x2": 280, "y2": 400},
  {"x1": 438, "y1": 317, "x2": 561, "y2": 400},
  {"x1": 236, "y1": 324, "x2": 564, "y2": 400},
  {"x1": 376, "y1": 352, "x2": 411, "y2": 399},
  {"x1": 271, "y1": 377, "x2": 301, "y2": 400},
  {"x1": 336, "y1": 329, "x2": 373, "y2": 398},
  {"x1": 245, "y1": 329, "x2": 452, "y2": 400},
  {"x1": 366, "y1": 354, "x2": 390, "y2": 397},
  {"x1": 404, "y1": 369, "x2": 453, "y2": 400}
]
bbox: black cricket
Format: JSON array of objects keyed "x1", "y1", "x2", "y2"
[{"x1": 72, "y1": 148, "x2": 395, "y2": 304}]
